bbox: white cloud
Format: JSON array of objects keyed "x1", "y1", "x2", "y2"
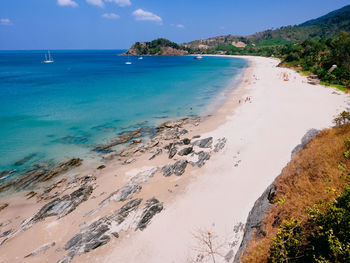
[
  {"x1": 176, "y1": 24, "x2": 184, "y2": 28},
  {"x1": 86, "y1": 0, "x2": 104, "y2": 7},
  {"x1": 57, "y1": 0, "x2": 78, "y2": 7},
  {"x1": 132, "y1": 9, "x2": 162, "y2": 23},
  {"x1": 105, "y1": 0, "x2": 131, "y2": 7},
  {"x1": 0, "y1": 18, "x2": 13, "y2": 26},
  {"x1": 102, "y1": 13, "x2": 120, "y2": 19}
]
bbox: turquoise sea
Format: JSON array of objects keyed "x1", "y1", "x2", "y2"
[{"x1": 0, "y1": 50, "x2": 247, "y2": 177}]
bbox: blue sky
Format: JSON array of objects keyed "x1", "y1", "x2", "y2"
[{"x1": 0, "y1": 0, "x2": 349, "y2": 50}]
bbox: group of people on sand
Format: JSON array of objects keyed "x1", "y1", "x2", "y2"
[{"x1": 238, "y1": 96, "x2": 252, "y2": 104}]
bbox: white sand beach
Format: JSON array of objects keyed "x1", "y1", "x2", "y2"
[{"x1": 0, "y1": 56, "x2": 348, "y2": 263}]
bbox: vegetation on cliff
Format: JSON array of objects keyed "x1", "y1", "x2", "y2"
[{"x1": 239, "y1": 113, "x2": 350, "y2": 263}]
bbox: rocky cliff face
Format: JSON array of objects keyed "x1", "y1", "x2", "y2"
[{"x1": 233, "y1": 129, "x2": 320, "y2": 262}]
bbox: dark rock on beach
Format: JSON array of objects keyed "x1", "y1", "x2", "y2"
[
  {"x1": 161, "y1": 165, "x2": 173, "y2": 177},
  {"x1": 191, "y1": 151, "x2": 211, "y2": 167},
  {"x1": 173, "y1": 160, "x2": 188, "y2": 176},
  {"x1": 178, "y1": 147, "x2": 193, "y2": 156},
  {"x1": 169, "y1": 147, "x2": 178, "y2": 159},
  {"x1": 136, "y1": 198, "x2": 163, "y2": 231},
  {"x1": 193, "y1": 137, "x2": 213, "y2": 148},
  {"x1": 149, "y1": 148, "x2": 162, "y2": 160},
  {"x1": 24, "y1": 242, "x2": 56, "y2": 258},
  {"x1": 214, "y1": 137, "x2": 227, "y2": 152},
  {"x1": 182, "y1": 138, "x2": 191, "y2": 145},
  {"x1": 1, "y1": 185, "x2": 93, "y2": 246},
  {"x1": 0, "y1": 203, "x2": 9, "y2": 212},
  {"x1": 161, "y1": 160, "x2": 188, "y2": 177},
  {"x1": 60, "y1": 199, "x2": 143, "y2": 263},
  {"x1": 30, "y1": 186, "x2": 93, "y2": 223}
]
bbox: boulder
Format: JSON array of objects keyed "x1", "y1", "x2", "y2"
[
  {"x1": 173, "y1": 160, "x2": 188, "y2": 176},
  {"x1": 136, "y1": 198, "x2": 163, "y2": 231},
  {"x1": 178, "y1": 147, "x2": 193, "y2": 156},
  {"x1": 193, "y1": 137, "x2": 213, "y2": 148},
  {"x1": 161, "y1": 165, "x2": 173, "y2": 177}
]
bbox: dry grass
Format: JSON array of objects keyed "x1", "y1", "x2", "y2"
[{"x1": 242, "y1": 124, "x2": 350, "y2": 263}]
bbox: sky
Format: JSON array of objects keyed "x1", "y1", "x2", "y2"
[{"x1": 0, "y1": 0, "x2": 349, "y2": 50}]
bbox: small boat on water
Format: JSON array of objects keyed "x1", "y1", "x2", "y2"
[
  {"x1": 43, "y1": 51, "x2": 54, "y2": 63},
  {"x1": 194, "y1": 55, "x2": 203, "y2": 60},
  {"x1": 138, "y1": 56, "x2": 143, "y2": 60},
  {"x1": 125, "y1": 61, "x2": 132, "y2": 65}
]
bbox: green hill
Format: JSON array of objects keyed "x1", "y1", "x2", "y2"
[{"x1": 185, "y1": 4, "x2": 350, "y2": 49}]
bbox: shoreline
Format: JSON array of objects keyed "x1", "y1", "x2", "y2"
[
  {"x1": 0, "y1": 56, "x2": 348, "y2": 263},
  {"x1": 0, "y1": 55, "x2": 247, "y2": 187}
]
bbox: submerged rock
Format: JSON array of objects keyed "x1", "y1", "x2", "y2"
[
  {"x1": 0, "y1": 158, "x2": 82, "y2": 193},
  {"x1": 14, "y1": 154, "x2": 36, "y2": 166},
  {"x1": 53, "y1": 135, "x2": 88, "y2": 145},
  {"x1": 0, "y1": 170, "x2": 15, "y2": 180}
]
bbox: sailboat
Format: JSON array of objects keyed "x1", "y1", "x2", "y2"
[
  {"x1": 43, "y1": 51, "x2": 54, "y2": 63},
  {"x1": 125, "y1": 55, "x2": 132, "y2": 65}
]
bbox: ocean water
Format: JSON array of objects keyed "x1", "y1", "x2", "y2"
[{"x1": 0, "y1": 50, "x2": 247, "y2": 175}]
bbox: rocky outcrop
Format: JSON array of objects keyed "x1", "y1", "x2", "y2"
[
  {"x1": 1, "y1": 186, "x2": 93, "y2": 246},
  {"x1": 233, "y1": 184, "x2": 276, "y2": 263},
  {"x1": 214, "y1": 137, "x2": 227, "y2": 152},
  {"x1": 135, "y1": 198, "x2": 163, "y2": 231},
  {"x1": 193, "y1": 137, "x2": 213, "y2": 148},
  {"x1": 0, "y1": 203, "x2": 8, "y2": 212},
  {"x1": 190, "y1": 151, "x2": 211, "y2": 168},
  {"x1": 178, "y1": 147, "x2": 193, "y2": 156},
  {"x1": 291, "y1": 129, "x2": 320, "y2": 158},
  {"x1": 234, "y1": 129, "x2": 319, "y2": 262},
  {"x1": 161, "y1": 160, "x2": 188, "y2": 177},
  {"x1": 0, "y1": 158, "x2": 83, "y2": 193},
  {"x1": 59, "y1": 198, "x2": 163, "y2": 263},
  {"x1": 24, "y1": 242, "x2": 56, "y2": 258},
  {"x1": 60, "y1": 199, "x2": 142, "y2": 263}
]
